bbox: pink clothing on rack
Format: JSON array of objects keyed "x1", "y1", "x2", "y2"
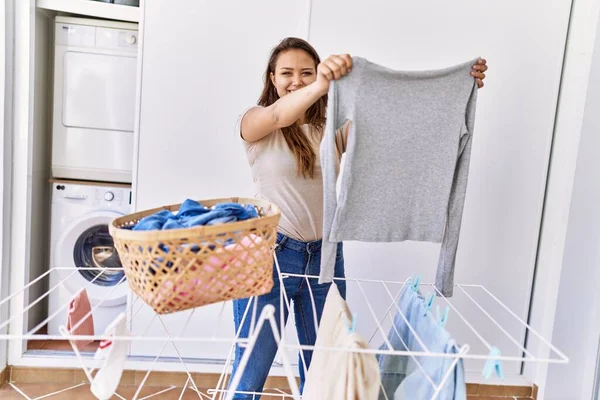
[{"x1": 67, "y1": 288, "x2": 95, "y2": 349}]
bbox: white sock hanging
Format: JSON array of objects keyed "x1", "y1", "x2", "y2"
[{"x1": 90, "y1": 312, "x2": 130, "y2": 400}]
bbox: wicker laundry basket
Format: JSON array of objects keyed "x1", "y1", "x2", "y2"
[{"x1": 108, "y1": 197, "x2": 280, "y2": 314}]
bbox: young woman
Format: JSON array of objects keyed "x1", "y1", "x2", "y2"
[{"x1": 230, "y1": 37, "x2": 488, "y2": 398}]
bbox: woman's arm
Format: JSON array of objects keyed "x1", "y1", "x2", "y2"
[
  {"x1": 240, "y1": 84, "x2": 329, "y2": 143},
  {"x1": 241, "y1": 54, "x2": 353, "y2": 143}
]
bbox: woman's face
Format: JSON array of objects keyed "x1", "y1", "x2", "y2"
[{"x1": 270, "y1": 49, "x2": 317, "y2": 98}]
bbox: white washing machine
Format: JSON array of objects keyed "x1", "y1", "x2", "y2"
[
  {"x1": 48, "y1": 181, "x2": 132, "y2": 336},
  {"x1": 51, "y1": 16, "x2": 138, "y2": 184}
]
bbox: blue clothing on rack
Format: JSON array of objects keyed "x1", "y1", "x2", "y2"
[
  {"x1": 132, "y1": 199, "x2": 258, "y2": 231},
  {"x1": 377, "y1": 285, "x2": 466, "y2": 400},
  {"x1": 378, "y1": 287, "x2": 418, "y2": 396}
]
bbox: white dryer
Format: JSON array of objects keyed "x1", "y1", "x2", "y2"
[
  {"x1": 51, "y1": 16, "x2": 138, "y2": 184},
  {"x1": 48, "y1": 181, "x2": 132, "y2": 336}
]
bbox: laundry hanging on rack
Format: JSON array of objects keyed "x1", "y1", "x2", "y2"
[
  {"x1": 320, "y1": 56, "x2": 479, "y2": 296},
  {"x1": 66, "y1": 288, "x2": 94, "y2": 350},
  {"x1": 377, "y1": 282, "x2": 466, "y2": 400},
  {"x1": 303, "y1": 283, "x2": 380, "y2": 400},
  {"x1": 90, "y1": 313, "x2": 131, "y2": 400}
]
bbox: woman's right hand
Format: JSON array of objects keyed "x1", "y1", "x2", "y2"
[{"x1": 314, "y1": 54, "x2": 353, "y2": 95}]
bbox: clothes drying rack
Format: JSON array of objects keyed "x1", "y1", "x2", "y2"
[{"x1": 0, "y1": 252, "x2": 568, "y2": 400}]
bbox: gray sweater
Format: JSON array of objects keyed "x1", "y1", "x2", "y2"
[{"x1": 320, "y1": 56, "x2": 479, "y2": 297}]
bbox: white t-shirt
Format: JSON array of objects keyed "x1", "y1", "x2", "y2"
[{"x1": 240, "y1": 113, "x2": 348, "y2": 242}]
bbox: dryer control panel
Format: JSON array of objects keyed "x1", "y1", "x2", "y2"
[
  {"x1": 53, "y1": 182, "x2": 132, "y2": 211},
  {"x1": 56, "y1": 22, "x2": 138, "y2": 52}
]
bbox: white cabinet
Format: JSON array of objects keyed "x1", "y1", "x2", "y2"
[
  {"x1": 130, "y1": 0, "x2": 306, "y2": 360},
  {"x1": 37, "y1": 0, "x2": 140, "y2": 22}
]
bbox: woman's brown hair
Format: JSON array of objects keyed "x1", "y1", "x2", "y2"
[{"x1": 258, "y1": 37, "x2": 327, "y2": 179}]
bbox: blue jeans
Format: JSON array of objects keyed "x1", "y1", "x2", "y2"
[{"x1": 228, "y1": 233, "x2": 346, "y2": 399}]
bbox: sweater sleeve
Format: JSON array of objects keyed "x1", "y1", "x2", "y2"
[
  {"x1": 319, "y1": 60, "x2": 360, "y2": 284},
  {"x1": 435, "y1": 81, "x2": 478, "y2": 296}
]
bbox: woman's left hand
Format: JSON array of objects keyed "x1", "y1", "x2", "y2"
[{"x1": 471, "y1": 58, "x2": 488, "y2": 88}]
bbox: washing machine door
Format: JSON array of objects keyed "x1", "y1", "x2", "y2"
[{"x1": 54, "y1": 210, "x2": 128, "y2": 307}]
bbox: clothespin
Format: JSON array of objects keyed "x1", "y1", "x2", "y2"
[
  {"x1": 411, "y1": 274, "x2": 421, "y2": 292},
  {"x1": 346, "y1": 312, "x2": 357, "y2": 334},
  {"x1": 482, "y1": 347, "x2": 504, "y2": 381},
  {"x1": 436, "y1": 305, "x2": 449, "y2": 329},
  {"x1": 423, "y1": 292, "x2": 435, "y2": 316}
]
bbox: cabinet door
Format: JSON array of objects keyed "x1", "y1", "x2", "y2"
[
  {"x1": 308, "y1": 0, "x2": 570, "y2": 376},
  {"x1": 63, "y1": 52, "x2": 137, "y2": 131},
  {"x1": 131, "y1": 0, "x2": 306, "y2": 361}
]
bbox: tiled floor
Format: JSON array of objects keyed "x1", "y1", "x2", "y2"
[
  {"x1": 0, "y1": 382, "x2": 209, "y2": 399},
  {"x1": 1, "y1": 365, "x2": 537, "y2": 399},
  {"x1": 27, "y1": 338, "x2": 100, "y2": 352},
  {"x1": 18, "y1": 325, "x2": 538, "y2": 399},
  {"x1": 22, "y1": 330, "x2": 537, "y2": 398},
  {"x1": 27, "y1": 326, "x2": 101, "y2": 352},
  {"x1": 467, "y1": 383, "x2": 536, "y2": 399},
  {"x1": 0, "y1": 382, "x2": 537, "y2": 399}
]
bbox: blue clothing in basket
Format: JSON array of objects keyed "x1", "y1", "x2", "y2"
[
  {"x1": 129, "y1": 199, "x2": 259, "y2": 273},
  {"x1": 132, "y1": 199, "x2": 258, "y2": 231}
]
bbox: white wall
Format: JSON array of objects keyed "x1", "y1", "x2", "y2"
[
  {"x1": 26, "y1": 9, "x2": 53, "y2": 332},
  {"x1": 596, "y1": 358, "x2": 600, "y2": 400},
  {"x1": 544, "y1": 10, "x2": 600, "y2": 399},
  {"x1": 0, "y1": 0, "x2": 14, "y2": 375},
  {"x1": 8, "y1": 0, "x2": 36, "y2": 364},
  {"x1": 523, "y1": 0, "x2": 600, "y2": 396},
  {"x1": 307, "y1": 0, "x2": 571, "y2": 378},
  {"x1": 130, "y1": 0, "x2": 307, "y2": 362},
  {"x1": 133, "y1": 0, "x2": 306, "y2": 207},
  {"x1": 133, "y1": 0, "x2": 572, "y2": 380}
]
